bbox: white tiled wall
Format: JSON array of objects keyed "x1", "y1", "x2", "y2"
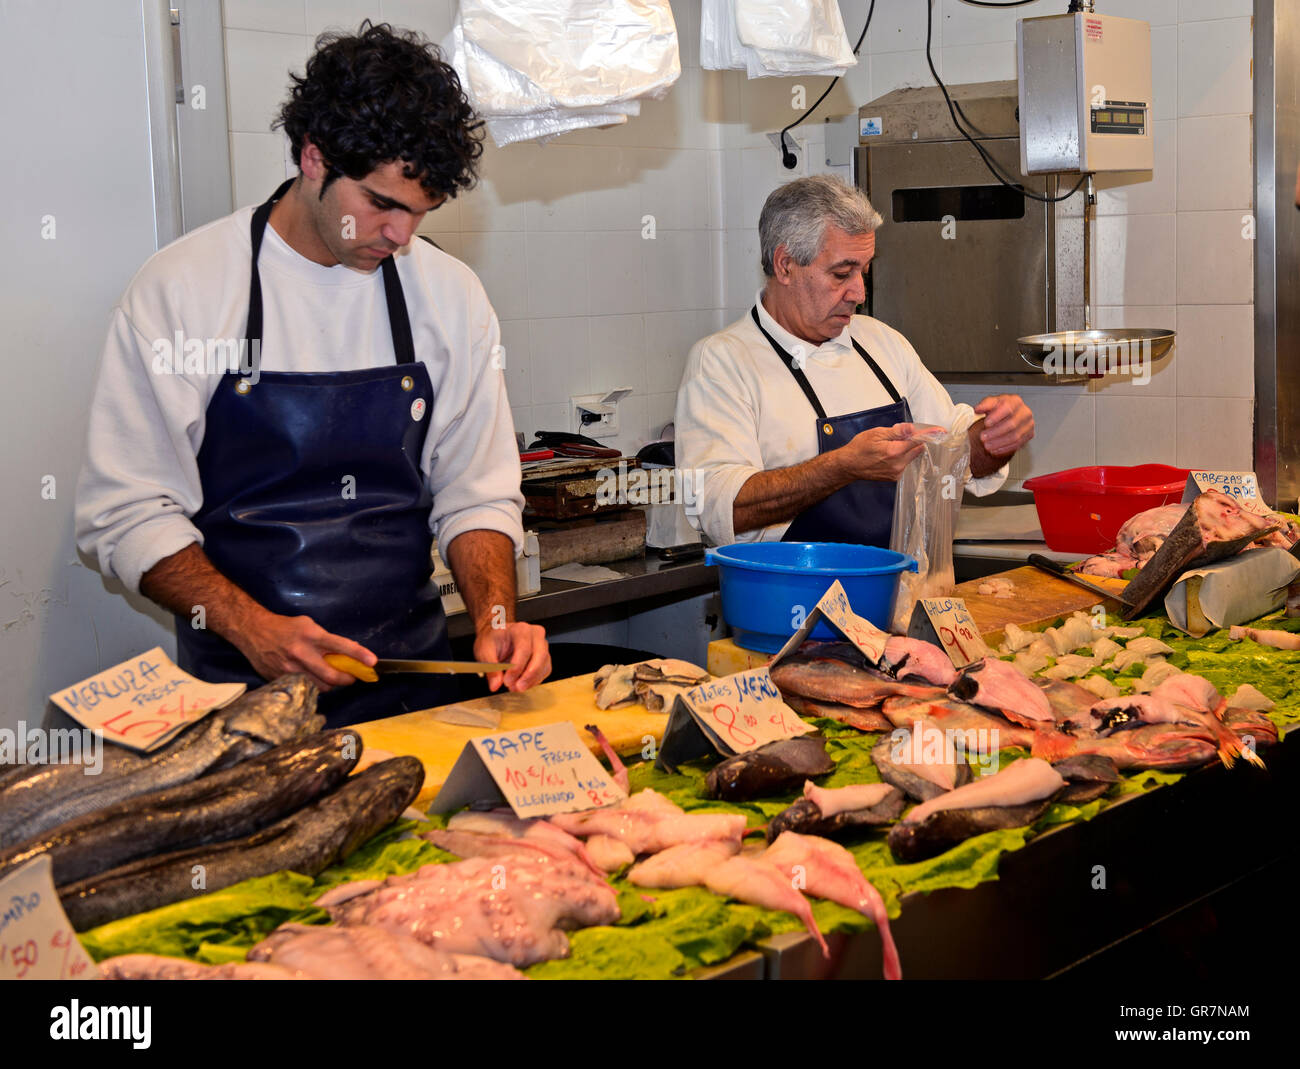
[{"x1": 222, "y1": 0, "x2": 1256, "y2": 473}]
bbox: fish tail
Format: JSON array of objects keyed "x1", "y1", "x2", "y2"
[{"x1": 806, "y1": 911, "x2": 830, "y2": 960}]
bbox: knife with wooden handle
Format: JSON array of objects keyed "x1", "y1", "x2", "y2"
[
  {"x1": 325, "y1": 654, "x2": 511, "y2": 682},
  {"x1": 1026, "y1": 553, "x2": 1131, "y2": 605}
]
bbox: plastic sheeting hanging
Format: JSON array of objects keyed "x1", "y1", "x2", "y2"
[
  {"x1": 702, "y1": 0, "x2": 856, "y2": 78},
  {"x1": 444, "y1": 1, "x2": 681, "y2": 147},
  {"x1": 888, "y1": 425, "x2": 971, "y2": 633}
]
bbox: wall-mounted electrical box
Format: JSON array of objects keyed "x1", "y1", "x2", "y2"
[{"x1": 1017, "y1": 11, "x2": 1153, "y2": 174}]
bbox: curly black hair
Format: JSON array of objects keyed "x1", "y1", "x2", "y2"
[{"x1": 275, "y1": 21, "x2": 483, "y2": 200}]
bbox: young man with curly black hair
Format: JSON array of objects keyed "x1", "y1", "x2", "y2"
[{"x1": 76, "y1": 23, "x2": 549, "y2": 726}]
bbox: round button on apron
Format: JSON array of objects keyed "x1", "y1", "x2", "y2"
[
  {"x1": 823, "y1": 423, "x2": 834, "y2": 435},
  {"x1": 400, "y1": 375, "x2": 414, "y2": 391},
  {"x1": 235, "y1": 379, "x2": 252, "y2": 395}
]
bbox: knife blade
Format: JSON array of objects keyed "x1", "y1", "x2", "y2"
[
  {"x1": 1026, "y1": 553, "x2": 1131, "y2": 605},
  {"x1": 374, "y1": 659, "x2": 513, "y2": 675}
]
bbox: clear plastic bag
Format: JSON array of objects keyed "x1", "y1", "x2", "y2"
[
  {"x1": 703, "y1": 0, "x2": 856, "y2": 77},
  {"x1": 889, "y1": 425, "x2": 971, "y2": 632},
  {"x1": 446, "y1": 1, "x2": 680, "y2": 146}
]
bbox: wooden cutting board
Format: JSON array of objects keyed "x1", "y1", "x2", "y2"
[
  {"x1": 357, "y1": 672, "x2": 668, "y2": 808},
  {"x1": 956, "y1": 565, "x2": 1127, "y2": 643},
  {"x1": 703, "y1": 564, "x2": 1128, "y2": 667}
]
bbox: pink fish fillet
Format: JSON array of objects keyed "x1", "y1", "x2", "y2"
[
  {"x1": 550, "y1": 789, "x2": 746, "y2": 855},
  {"x1": 906, "y1": 757, "x2": 1065, "y2": 824},
  {"x1": 948, "y1": 658, "x2": 1055, "y2": 728},
  {"x1": 802, "y1": 780, "x2": 898, "y2": 819},
  {"x1": 446, "y1": 810, "x2": 605, "y2": 877},
  {"x1": 626, "y1": 841, "x2": 739, "y2": 888},
  {"x1": 881, "y1": 636, "x2": 958, "y2": 686},
  {"x1": 585, "y1": 834, "x2": 636, "y2": 872},
  {"x1": 763, "y1": 832, "x2": 901, "y2": 981},
  {"x1": 705, "y1": 855, "x2": 829, "y2": 958},
  {"x1": 1229, "y1": 625, "x2": 1300, "y2": 652}
]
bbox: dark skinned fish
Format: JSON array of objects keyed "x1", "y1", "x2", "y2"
[
  {"x1": 783, "y1": 695, "x2": 892, "y2": 732},
  {"x1": 0, "y1": 675, "x2": 321, "y2": 849},
  {"x1": 704, "y1": 737, "x2": 835, "y2": 801},
  {"x1": 1049, "y1": 754, "x2": 1121, "y2": 804},
  {"x1": 0, "y1": 730, "x2": 359, "y2": 886},
  {"x1": 766, "y1": 781, "x2": 907, "y2": 841},
  {"x1": 771, "y1": 645, "x2": 947, "y2": 709},
  {"x1": 887, "y1": 757, "x2": 1066, "y2": 862},
  {"x1": 871, "y1": 730, "x2": 973, "y2": 802},
  {"x1": 59, "y1": 756, "x2": 422, "y2": 931}
]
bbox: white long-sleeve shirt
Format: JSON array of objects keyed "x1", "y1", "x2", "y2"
[
  {"x1": 674, "y1": 293, "x2": 1006, "y2": 547},
  {"x1": 75, "y1": 208, "x2": 524, "y2": 594}
]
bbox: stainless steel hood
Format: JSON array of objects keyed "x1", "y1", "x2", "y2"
[
  {"x1": 856, "y1": 81, "x2": 1084, "y2": 384},
  {"x1": 1255, "y1": 0, "x2": 1300, "y2": 509}
]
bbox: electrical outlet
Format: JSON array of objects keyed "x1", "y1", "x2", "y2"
[{"x1": 571, "y1": 388, "x2": 633, "y2": 440}]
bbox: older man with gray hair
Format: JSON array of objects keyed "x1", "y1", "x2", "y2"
[{"x1": 675, "y1": 174, "x2": 1034, "y2": 548}]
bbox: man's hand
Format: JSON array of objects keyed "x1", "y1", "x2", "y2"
[
  {"x1": 231, "y1": 612, "x2": 376, "y2": 691},
  {"x1": 837, "y1": 423, "x2": 927, "y2": 482},
  {"x1": 971, "y1": 394, "x2": 1034, "y2": 476},
  {"x1": 474, "y1": 621, "x2": 551, "y2": 693}
]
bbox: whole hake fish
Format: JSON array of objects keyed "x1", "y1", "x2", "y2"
[
  {"x1": 0, "y1": 730, "x2": 359, "y2": 886},
  {"x1": 59, "y1": 755, "x2": 423, "y2": 931},
  {"x1": 0, "y1": 675, "x2": 321, "y2": 849}
]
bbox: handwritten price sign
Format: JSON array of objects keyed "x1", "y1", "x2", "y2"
[
  {"x1": 50, "y1": 647, "x2": 245, "y2": 752},
  {"x1": 0, "y1": 857, "x2": 99, "y2": 981},
  {"x1": 771, "y1": 580, "x2": 890, "y2": 670},
  {"x1": 1184, "y1": 471, "x2": 1272, "y2": 516},
  {"x1": 917, "y1": 597, "x2": 990, "y2": 668},
  {"x1": 430, "y1": 722, "x2": 627, "y2": 818},
  {"x1": 680, "y1": 669, "x2": 813, "y2": 755}
]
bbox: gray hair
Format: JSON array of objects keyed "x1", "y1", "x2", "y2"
[{"x1": 758, "y1": 175, "x2": 883, "y2": 277}]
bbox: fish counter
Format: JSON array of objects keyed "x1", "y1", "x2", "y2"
[{"x1": 4, "y1": 547, "x2": 1298, "y2": 980}]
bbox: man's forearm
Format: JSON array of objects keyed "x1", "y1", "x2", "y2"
[
  {"x1": 445, "y1": 529, "x2": 517, "y2": 637},
  {"x1": 968, "y1": 423, "x2": 1014, "y2": 478},
  {"x1": 140, "y1": 543, "x2": 269, "y2": 641},
  {"x1": 732, "y1": 451, "x2": 854, "y2": 535}
]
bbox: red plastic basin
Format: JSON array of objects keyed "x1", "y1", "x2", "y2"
[{"x1": 1021, "y1": 464, "x2": 1191, "y2": 554}]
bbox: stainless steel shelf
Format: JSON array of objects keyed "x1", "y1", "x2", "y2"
[{"x1": 446, "y1": 554, "x2": 717, "y2": 639}]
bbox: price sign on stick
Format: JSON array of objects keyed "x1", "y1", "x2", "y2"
[
  {"x1": 1183, "y1": 471, "x2": 1271, "y2": 515},
  {"x1": 430, "y1": 721, "x2": 627, "y2": 818},
  {"x1": 656, "y1": 667, "x2": 812, "y2": 771},
  {"x1": 49, "y1": 647, "x2": 245, "y2": 753},
  {"x1": 770, "y1": 580, "x2": 890, "y2": 670},
  {"x1": 0, "y1": 857, "x2": 99, "y2": 980},
  {"x1": 910, "y1": 597, "x2": 990, "y2": 668}
]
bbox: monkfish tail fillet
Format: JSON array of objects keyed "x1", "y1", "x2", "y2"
[{"x1": 705, "y1": 856, "x2": 829, "y2": 959}]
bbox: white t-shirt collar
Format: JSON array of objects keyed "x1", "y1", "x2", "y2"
[{"x1": 752, "y1": 288, "x2": 853, "y2": 361}]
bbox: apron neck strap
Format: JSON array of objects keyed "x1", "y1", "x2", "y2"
[
  {"x1": 245, "y1": 178, "x2": 416, "y2": 365},
  {"x1": 750, "y1": 305, "x2": 904, "y2": 416}
]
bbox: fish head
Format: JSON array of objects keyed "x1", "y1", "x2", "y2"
[{"x1": 222, "y1": 674, "x2": 323, "y2": 747}]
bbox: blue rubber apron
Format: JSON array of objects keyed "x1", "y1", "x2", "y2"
[
  {"x1": 175, "y1": 179, "x2": 457, "y2": 727},
  {"x1": 750, "y1": 306, "x2": 912, "y2": 547}
]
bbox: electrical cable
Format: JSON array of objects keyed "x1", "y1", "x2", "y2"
[
  {"x1": 925, "y1": 0, "x2": 1087, "y2": 203},
  {"x1": 777, "y1": 0, "x2": 875, "y2": 169}
]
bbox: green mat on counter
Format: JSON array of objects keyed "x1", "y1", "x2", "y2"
[{"x1": 78, "y1": 613, "x2": 1299, "y2": 979}]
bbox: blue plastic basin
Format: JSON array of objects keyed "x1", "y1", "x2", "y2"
[{"x1": 704, "y1": 542, "x2": 918, "y2": 654}]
